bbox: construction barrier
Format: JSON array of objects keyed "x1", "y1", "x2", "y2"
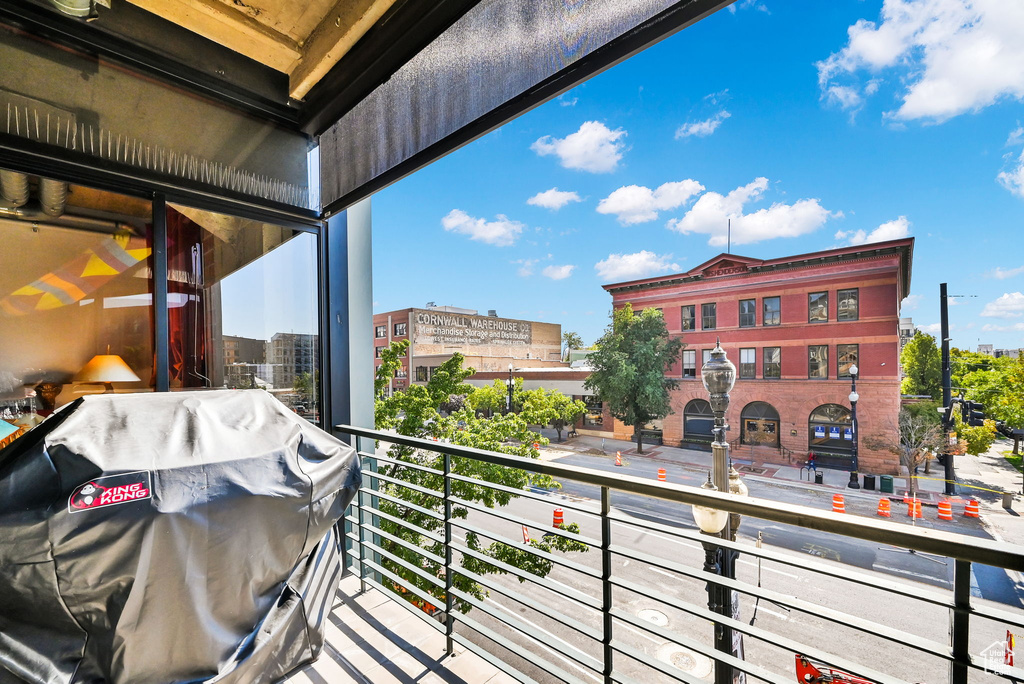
[
  {"x1": 908, "y1": 499, "x2": 922, "y2": 519},
  {"x1": 615, "y1": 451, "x2": 622, "y2": 467},
  {"x1": 552, "y1": 508, "x2": 564, "y2": 528},
  {"x1": 876, "y1": 498, "x2": 891, "y2": 517},
  {"x1": 532, "y1": 442, "x2": 539, "y2": 451},
  {"x1": 657, "y1": 468, "x2": 667, "y2": 482},
  {"x1": 522, "y1": 525, "x2": 530, "y2": 543},
  {"x1": 937, "y1": 500, "x2": 953, "y2": 521},
  {"x1": 964, "y1": 499, "x2": 980, "y2": 518},
  {"x1": 832, "y1": 494, "x2": 845, "y2": 514}
]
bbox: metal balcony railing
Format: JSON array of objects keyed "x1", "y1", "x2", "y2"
[{"x1": 335, "y1": 424, "x2": 1024, "y2": 684}]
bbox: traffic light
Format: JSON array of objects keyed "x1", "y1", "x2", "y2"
[
  {"x1": 961, "y1": 401, "x2": 986, "y2": 427},
  {"x1": 942, "y1": 401, "x2": 957, "y2": 428}
]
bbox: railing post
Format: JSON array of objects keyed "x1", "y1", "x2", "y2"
[
  {"x1": 950, "y1": 559, "x2": 970, "y2": 684},
  {"x1": 357, "y1": 457, "x2": 368, "y2": 593},
  {"x1": 601, "y1": 486, "x2": 613, "y2": 684},
  {"x1": 444, "y1": 452, "x2": 455, "y2": 657}
]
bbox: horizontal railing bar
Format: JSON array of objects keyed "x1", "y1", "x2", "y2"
[
  {"x1": 452, "y1": 520, "x2": 602, "y2": 580},
  {"x1": 609, "y1": 575, "x2": 909, "y2": 684},
  {"x1": 610, "y1": 638, "x2": 701, "y2": 684},
  {"x1": 349, "y1": 572, "x2": 446, "y2": 635},
  {"x1": 450, "y1": 587, "x2": 604, "y2": 672},
  {"x1": 607, "y1": 509, "x2": 956, "y2": 608},
  {"x1": 451, "y1": 539, "x2": 604, "y2": 609},
  {"x1": 360, "y1": 504, "x2": 445, "y2": 544},
  {"x1": 362, "y1": 468, "x2": 444, "y2": 501},
  {"x1": 454, "y1": 564, "x2": 602, "y2": 641},
  {"x1": 969, "y1": 601, "x2": 1024, "y2": 631},
  {"x1": 455, "y1": 609, "x2": 594, "y2": 684},
  {"x1": 359, "y1": 557, "x2": 447, "y2": 616},
  {"x1": 451, "y1": 494, "x2": 602, "y2": 548},
  {"x1": 611, "y1": 544, "x2": 952, "y2": 660},
  {"x1": 360, "y1": 450, "x2": 443, "y2": 477},
  {"x1": 358, "y1": 525, "x2": 445, "y2": 568},
  {"x1": 338, "y1": 425, "x2": 1024, "y2": 570},
  {"x1": 362, "y1": 487, "x2": 444, "y2": 522},
  {"x1": 448, "y1": 471, "x2": 595, "y2": 513},
  {"x1": 359, "y1": 543, "x2": 445, "y2": 591},
  {"x1": 449, "y1": 631, "x2": 540, "y2": 684}
]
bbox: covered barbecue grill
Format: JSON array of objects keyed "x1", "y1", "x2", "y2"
[{"x1": 0, "y1": 389, "x2": 360, "y2": 684}]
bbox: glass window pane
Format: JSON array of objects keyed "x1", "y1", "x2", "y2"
[
  {"x1": 809, "y1": 345, "x2": 828, "y2": 378},
  {"x1": 838, "y1": 344, "x2": 859, "y2": 377},
  {"x1": 739, "y1": 299, "x2": 756, "y2": 327},
  {"x1": 740, "y1": 348, "x2": 755, "y2": 378},
  {"x1": 0, "y1": 181, "x2": 153, "y2": 423},
  {"x1": 166, "y1": 204, "x2": 320, "y2": 422},
  {"x1": 838, "y1": 289, "x2": 858, "y2": 321},
  {"x1": 701, "y1": 303, "x2": 716, "y2": 330},
  {"x1": 681, "y1": 305, "x2": 695, "y2": 331},
  {"x1": 809, "y1": 292, "x2": 828, "y2": 323},
  {"x1": 682, "y1": 349, "x2": 696, "y2": 378},
  {"x1": 763, "y1": 296, "x2": 781, "y2": 326},
  {"x1": 763, "y1": 347, "x2": 781, "y2": 379}
]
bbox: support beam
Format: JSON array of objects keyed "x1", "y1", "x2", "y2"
[{"x1": 289, "y1": 0, "x2": 398, "y2": 100}]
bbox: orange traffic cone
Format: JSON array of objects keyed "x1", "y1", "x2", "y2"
[
  {"x1": 908, "y1": 498, "x2": 922, "y2": 519},
  {"x1": 657, "y1": 468, "x2": 667, "y2": 482},
  {"x1": 876, "y1": 498, "x2": 891, "y2": 517},
  {"x1": 832, "y1": 494, "x2": 845, "y2": 513},
  {"x1": 964, "y1": 499, "x2": 980, "y2": 518},
  {"x1": 533, "y1": 442, "x2": 539, "y2": 451},
  {"x1": 552, "y1": 508, "x2": 564, "y2": 528},
  {"x1": 522, "y1": 525, "x2": 530, "y2": 543},
  {"x1": 615, "y1": 451, "x2": 622, "y2": 466},
  {"x1": 937, "y1": 500, "x2": 953, "y2": 521}
]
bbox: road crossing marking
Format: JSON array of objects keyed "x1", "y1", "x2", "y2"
[
  {"x1": 872, "y1": 564, "x2": 950, "y2": 585},
  {"x1": 753, "y1": 605, "x2": 789, "y2": 621}
]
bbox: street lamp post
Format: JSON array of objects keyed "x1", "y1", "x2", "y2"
[
  {"x1": 506, "y1": 363, "x2": 514, "y2": 414},
  {"x1": 848, "y1": 364, "x2": 860, "y2": 490},
  {"x1": 693, "y1": 338, "x2": 746, "y2": 684}
]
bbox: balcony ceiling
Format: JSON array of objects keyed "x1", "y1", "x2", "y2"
[{"x1": 122, "y1": 0, "x2": 396, "y2": 101}]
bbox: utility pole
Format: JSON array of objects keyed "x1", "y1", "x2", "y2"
[{"x1": 939, "y1": 283, "x2": 955, "y2": 495}]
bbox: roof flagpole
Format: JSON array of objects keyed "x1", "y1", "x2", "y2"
[{"x1": 728, "y1": 218, "x2": 731, "y2": 253}]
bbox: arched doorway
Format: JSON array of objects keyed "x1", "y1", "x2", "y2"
[
  {"x1": 683, "y1": 399, "x2": 714, "y2": 445},
  {"x1": 741, "y1": 402, "x2": 780, "y2": 447},
  {"x1": 808, "y1": 404, "x2": 854, "y2": 466}
]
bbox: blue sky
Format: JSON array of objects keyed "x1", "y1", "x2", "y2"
[{"x1": 371, "y1": 0, "x2": 1024, "y2": 351}]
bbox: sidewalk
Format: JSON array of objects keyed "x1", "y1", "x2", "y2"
[{"x1": 537, "y1": 430, "x2": 1024, "y2": 538}]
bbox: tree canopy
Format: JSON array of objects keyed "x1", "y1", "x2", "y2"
[
  {"x1": 584, "y1": 304, "x2": 684, "y2": 453},
  {"x1": 953, "y1": 349, "x2": 1024, "y2": 429},
  {"x1": 562, "y1": 331, "x2": 584, "y2": 360},
  {"x1": 900, "y1": 333, "x2": 942, "y2": 399}
]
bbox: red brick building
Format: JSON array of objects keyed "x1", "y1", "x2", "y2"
[{"x1": 603, "y1": 238, "x2": 914, "y2": 474}]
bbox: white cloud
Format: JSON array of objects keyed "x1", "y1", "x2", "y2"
[
  {"x1": 558, "y1": 95, "x2": 578, "y2": 107},
  {"x1": 527, "y1": 188, "x2": 582, "y2": 211},
  {"x1": 675, "y1": 110, "x2": 731, "y2": 139},
  {"x1": 835, "y1": 216, "x2": 911, "y2": 245},
  {"x1": 665, "y1": 178, "x2": 833, "y2": 246},
  {"x1": 817, "y1": 0, "x2": 1024, "y2": 122},
  {"x1": 531, "y1": 121, "x2": 627, "y2": 173},
  {"x1": 441, "y1": 209, "x2": 524, "y2": 247},
  {"x1": 901, "y1": 294, "x2": 923, "y2": 311},
  {"x1": 997, "y1": 149, "x2": 1024, "y2": 199},
  {"x1": 595, "y1": 251, "x2": 680, "y2": 282},
  {"x1": 597, "y1": 180, "x2": 704, "y2": 225},
  {"x1": 919, "y1": 323, "x2": 941, "y2": 334},
  {"x1": 1007, "y1": 126, "x2": 1024, "y2": 146},
  {"x1": 542, "y1": 264, "x2": 575, "y2": 280},
  {"x1": 982, "y1": 322, "x2": 1024, "y2": 332},
  {"x1": 728, "y1": 0, "x2": 769, "y2": 14},
  {"x1": 513, "y1": 258, "x2": 538, "y2": 277},
  {"x1": 990, "y1": 265, "x2": 1024, "y2": 280},
  {"x1": 980, "y1": 292, "x2": 1024, "y2": 318}
]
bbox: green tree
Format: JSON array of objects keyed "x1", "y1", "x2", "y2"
[
  {"x1": 900, "y1": 333, "x2": 942, "y2": 399},
  {"x1": 584, "y1": 304, "x2": 684, "y2": 453},
  {"x1": 955, "y1": 352, "x2": 1024, "y2": 429},
  {"x1": 373, "y1": 345, "x2": 587, "y2": 614},
  {"x1": 465, "y1": 377, "x2": 519, "y2": 416},
  {"x1": 954, "y1": 413, "x2": 998, "y2": 456},
  {"x1": 517, "y1": 387, "x2": 586, "y2": 442},
  {"x1": 562, "y1": 331, "x2": 584, "y2": 361}
]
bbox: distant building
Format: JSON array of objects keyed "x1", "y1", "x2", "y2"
[
  {"x1": 601, "y1": 239, "x2": 914, "y2": 474},
  {"x1": 224, "y1": 335, "x2": 266, "y2": 365},
  {"x1": 977, "y1": 344, "x2": 994, "y2": 356},
  {"x1": 373, "y1": 304, "x2": 562, "y2": 395},
  {"x1": 898, "y1": 318, "x2": 916, "y2": 350},
  {"x1": 266, "y1": 333, "x2": 319, "y2": 390},
  {"x1": 995, "y1": 349, "x2": 1022, "y2": 359}
]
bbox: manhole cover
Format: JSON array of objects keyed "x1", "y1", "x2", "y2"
[
  {"x1": 739, "y1": 466, "x2": 766, "y2": 474},
  {"x1": 656, "y1": 644, "x2": 713, "y2": 677},
  {"x1": 638, "y1": 609, "x2": 668, "y2": 627}
]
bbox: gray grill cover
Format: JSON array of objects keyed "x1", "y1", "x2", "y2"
[{"x1": 0, "y1": 390, "x2": 360, "y2": 684}]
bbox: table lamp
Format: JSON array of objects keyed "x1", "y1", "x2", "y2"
[{"x1": 74, "y1": 352, "x2": 141, "y2": 393}]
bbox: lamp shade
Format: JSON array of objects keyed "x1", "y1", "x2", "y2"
[
  {"x1": 692, "y1": 475, "x2": 729, "y2": 534},
  {"x1": 701, "y1": 338, "x2": 736, "y2": 416},
  {"x1": 74, "y1": 355, "x2": 141, "y2": 384}
]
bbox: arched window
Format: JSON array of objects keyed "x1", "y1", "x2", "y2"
[
  {"x1": 808, "y1": 404, "x2": 853, "y2": 455},
  {"x1": 684, "y1": 399, "x2": 714, "y2": 442},
  {"x1": 741, "y1": 401, "x2": 780, "y2": 447}
]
